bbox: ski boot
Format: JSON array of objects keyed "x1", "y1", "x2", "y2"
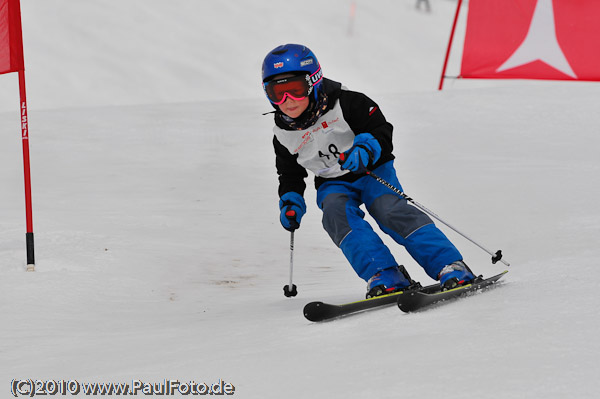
[
  {"x1": 366, "y1": 266, "x2": 414, "y2": 298},
  {"x1": 438, "y1": 261, "x2": 475, "y2": 291}
]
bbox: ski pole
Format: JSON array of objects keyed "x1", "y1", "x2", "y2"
[
  {"x1": 367, "y1": 171, "x2": 510, "y2": 266},
  {"x1": 283, "y1": 209, "x2": 298, "y2": 297}
]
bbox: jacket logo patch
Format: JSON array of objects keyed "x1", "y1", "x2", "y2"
[{"x1": 369, "y1": 106, "x2": 378, "y2": 116}]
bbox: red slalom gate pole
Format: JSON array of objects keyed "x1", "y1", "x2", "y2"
[
  {"x1": 19, "y1": 69, "x2": 35, "y2": 271},
  {"x1": 438, "y1": 0, "x2": 463, "y2": 91}
]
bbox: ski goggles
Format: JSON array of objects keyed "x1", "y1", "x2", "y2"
[{"x1": 264, "y1": 74, "x2": 313, "y2": 105}]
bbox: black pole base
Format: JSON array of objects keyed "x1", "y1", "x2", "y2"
[
  {"x1": 492, "y1": 250, "x2": 503, "y2": 264},
  {"x1": 26, "y1": 232, "x2": 35, "y2": 271},
  {"x1": 283, "y1": 284, "x2": 298, "y2": 297}
]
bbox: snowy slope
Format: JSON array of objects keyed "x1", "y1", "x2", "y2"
[
  {"x1": 1, "y1": 1, "x2": 599, "y2": 398},
  {"x1": 1, "y1": 0, "x2": 467, "y2": 112}
]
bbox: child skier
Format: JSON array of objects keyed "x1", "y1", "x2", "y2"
[{"x1": 262, "y1": 44, "x2": 475, "y2": 297}]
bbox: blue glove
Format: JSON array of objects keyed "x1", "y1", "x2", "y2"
[
  {"x1": 279, "y1": 192, "x2": 306, "y2": 232},
  {"x1": 339, "y1": 133, "x2": 382, "y2": 174}
]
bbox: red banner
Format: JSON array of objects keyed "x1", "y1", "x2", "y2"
[
  {"x1": 0, "y1": 0, "x2": 24, "y2": 75},
  {"x1": 460, "y1": 0, "x2": 600, "y2": 81}
]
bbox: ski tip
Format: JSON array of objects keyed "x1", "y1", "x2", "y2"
[{"x1": 303, "y1": 301, "x2": 326, "y2": 322}]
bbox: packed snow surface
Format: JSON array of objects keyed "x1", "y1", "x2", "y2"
[{"x1": 1, "y1": 1, "x2": 599, "y2": 398}]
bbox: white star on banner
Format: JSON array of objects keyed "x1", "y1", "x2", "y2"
[{"x1": 496, "y1": 0, "x2": 577, "y2": 78}]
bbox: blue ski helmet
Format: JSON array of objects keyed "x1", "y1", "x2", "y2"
[{"x1": 262, "y1": 44, "x2": 323, "y2": 102}]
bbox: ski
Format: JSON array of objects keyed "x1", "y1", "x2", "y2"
[
  {"x1": 303, "y1": 290, "x2": 406, "y2": 322},
  {"x1": 303, "y1": 281, "x2": 439, "y2": 322},
  {"x1": 396, "y1": 270, "x2": 508, "y2": 313},
  {"x1": 303, "y1": 270, "x2": 508, "y2": 321}
]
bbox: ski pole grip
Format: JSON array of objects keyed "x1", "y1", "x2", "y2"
[{"x1": 284, "y1": 208, "x2": 299, "y2": 231}]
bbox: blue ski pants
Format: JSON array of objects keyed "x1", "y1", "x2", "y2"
[{"x1": 316, "y1": 161, "x2": 462, "y2": 281}]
